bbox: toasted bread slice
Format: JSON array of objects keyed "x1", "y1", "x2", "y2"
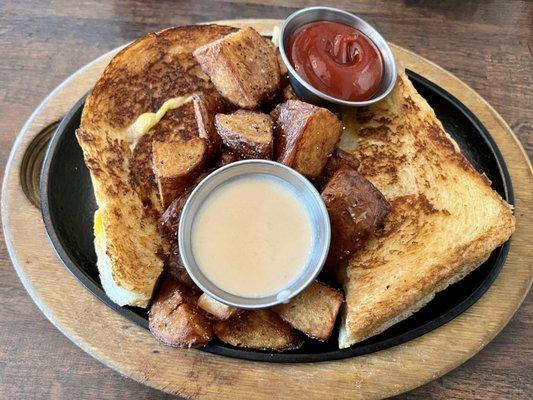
[
  {"x1": 338, "y1": 70, "x2": 516, "y2": 348},
  {"x1": 149, "y1": 275, "x2": 212, "y2": 348},
  {"x1": 215, "y1": 111, "x2": 274, "y2": 159},
  {"x1": 321, "y1": 163, "x2": 390, "y2": 272},
  {"x1": 77, "y1": 25, "x2": 235, "y2": 307},
  {"x1": 197, "y1": 294, "x2": 241, "y2": 321},
  {"x1": 272, "y1": 100, "x2": 343, "y2": 178},
  {"x1": 193, "y1": 27, "x2": 281, "y2": 109},
  {"x1": 273, "y1": 281, "x2": 344, "y2": 341},
  {"x1": 193, "y1": 90, "x2": 226, "y2": 155},
  {"x1": 152, "y1": 137, "x2": 208, "y2": 208},
  {"x1": 214, "y1": 310, "x2": 302, "y2": 351}
]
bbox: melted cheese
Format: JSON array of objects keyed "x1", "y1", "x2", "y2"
[{"x1": 128, "y1": 95, "x2": 193, "y2": 143}]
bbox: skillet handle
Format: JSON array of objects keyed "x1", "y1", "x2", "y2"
[{"x1": 20, "y1": 121, "x2": 60, "y2": 209}]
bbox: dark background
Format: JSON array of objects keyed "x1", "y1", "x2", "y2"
[{"x1": 0, "y1": 1, "x2": 531, "y2": 398}]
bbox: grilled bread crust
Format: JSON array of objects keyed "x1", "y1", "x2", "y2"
[
  {"x1": 77, "y1": 25, "x2": 236, "y2": 307},
  {"x1": 338, "y1": 69, "x2": 515, "y2": 348}
]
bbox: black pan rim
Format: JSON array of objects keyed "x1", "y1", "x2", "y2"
[{"x1": 40, "y1": 69, "x2": 514, "y2": 363}]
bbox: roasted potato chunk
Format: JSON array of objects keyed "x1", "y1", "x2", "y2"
[
  {"x1": 318, "y1": 148, "x2": 361, "y2": 189},
  {"x1": 215, "y1": 111, "x2": 274, "y2": 159},
  {"x1": 158, "y1": 170, "x2": 211, "y2": 240},
  {"x1": 159, "y1": 187, "x2": 191, "y2": 240},
  {"x1": 197, "y1": 293, "x2": 241, "y2": 321},
  {"x1": 272, "y1": 100, "x2": 343, "y2": 178},
  {"x1": 214, "y1": 310, "x2": 302, "y2": 351},
  {"x1": 193, "y1": 27, "x2": 281, "y2": 109},
  {"x1": 273, "y1": 281, "x2": 343, "y2": 341},
  {"x1": 321, "y1": 163, "x2": 390, "y2": 270},
  {"x1": 216, "y1": 148, "x2": 242, "y2": 167},
  {"x1": 282, "y1": 85, "x2": 297, "y2": 101},
  {"x1": 152, "y1": 138, "x2": 208, "y2": 208},
  {"x1": 148, "y1": 276, "x2": 212, "y2": 348},
  {"x1": 164, "y1": 243, "x2": 198, "y2": 291},
  {"x1": 193, "y1": 91, "x2": 226, "y2": 155}
]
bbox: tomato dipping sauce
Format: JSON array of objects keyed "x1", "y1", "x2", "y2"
[{"x1": 287, "y1": 21, "x2": 384, "y2": 101}]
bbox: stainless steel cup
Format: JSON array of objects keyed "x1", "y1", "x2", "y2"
[
  {"x1": 178, "y1": 160, "x2": 331, "y2": 309},
  {"x1": 278, "y1": 6, "x2": 397, "y2": 107}
]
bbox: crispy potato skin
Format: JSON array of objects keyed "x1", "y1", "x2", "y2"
[
  {"x1": 152, "y1": 138, "x2": 208, "y2": 208},
  {"x1": 321, "y1": 164, "x2": 390, "y2": 271},
  {"x1": 158, "y1": 170, "x2": 211, "y2": 240},
  {"x1": 215, "y1": 111, "x2": 274, "y2": 159},
  {"x1": 214, "y1": 310, "x2": 302, "y2": 351},
  {"x1": 148, "y1": 275, "x2": 212, "y2": 348},
  {"x1": 282, "y1": 85, "x2": 297, "y2": 101},
  {"x1": 159, "y1": 187, "x2": 191, "y2": 241},
  {"x1": 193, "y1": 27, "x2": 281, "y2": 109},
  {"x1": 193, "y1": 90, "x2": 226, "y2": 156},
  {"x1": 215, "y1": 148, "x2": 242, "y2": 167},
  {"x1": 163, "y1": 244, "x2": 198, "y2": 291},
  {"x1": 272, "y1": 100, "x2": 342, "y2": 178},
  {"x1": 273, "y1": 281, "x2": 343, "y2": 341},
  {"x1": 317, "y1": 148, "x2": 361, "y2": 189}
]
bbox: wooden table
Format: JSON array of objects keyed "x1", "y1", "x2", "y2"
[{"x1": 0, "y1": 1, "x2": 530, "y2": 398}]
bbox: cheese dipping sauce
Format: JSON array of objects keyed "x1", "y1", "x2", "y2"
[{"x1": 191, "y1": 175, "x2": 313, "y2": 298}]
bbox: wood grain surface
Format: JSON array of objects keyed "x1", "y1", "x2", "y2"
[{"x1": 0, "y1": 1, "x2": 531, "y2": 399}]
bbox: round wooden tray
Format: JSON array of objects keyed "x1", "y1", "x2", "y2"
[{"x1": 2, "y1": 19, "x2": 532, "y2": 399}]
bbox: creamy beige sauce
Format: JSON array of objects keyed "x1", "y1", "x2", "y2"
[{"x1": 192, "y1": 176, "x2": 313, "y2": 298}]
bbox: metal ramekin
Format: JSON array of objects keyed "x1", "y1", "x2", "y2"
[
  {"x1": 278, "y1": 6, "x2": 397, "y2": 107},
  {"x1": 178, "y1": 160, "x2": 331, "y2": 309}
]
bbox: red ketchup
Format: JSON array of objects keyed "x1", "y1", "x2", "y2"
[{"x1": 287, "y1": 21, "x2": 384, "y2": 101}]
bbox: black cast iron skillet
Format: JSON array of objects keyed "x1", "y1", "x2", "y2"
[{"x1": 40, "y1": 70, "x2": 513, "y2": 363}]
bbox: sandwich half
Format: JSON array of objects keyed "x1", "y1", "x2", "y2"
[
  {"x1": 76, "y1": 25, "x2": 235, "y2": 307},
  {"x1": 338, "y1": 69, "x2": 515, "y2": 348}
]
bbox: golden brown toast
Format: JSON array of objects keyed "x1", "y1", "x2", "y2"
[
  {"x1": 215, "y1": 110, "x2": 274, "y2": 159},
  {"x1": 273, "y1": 281, "x2": 344, "y2": 341},
  {"x1": 338, "y1": 70, "x2": 516, "y2": 348},
  {"x1": 193, "y1": 27, "x2": 281, "y2": 109},
  {"x1": 76, "y1": 25, "x2": 236, "y2": 307}
]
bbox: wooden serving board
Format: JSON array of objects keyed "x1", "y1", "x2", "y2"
[{"x1": 2, "y1": 19, "x2": 532, "y2": 399}]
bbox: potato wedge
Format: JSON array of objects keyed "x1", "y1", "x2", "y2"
[
  {"x1": 215, "y1": 111, "x2": 274, "y2": 159},
  {"x1": 148, "y1": 276, "x2": 212, "y2": 348},
  {"x1": 317, "y1": 148, "x2": 361, "y2": 189},
  {"x1": 158, "y1": 169, "x2": 212, "y2": 240},
  {"x1": 152, "y1": 137, "x2": 208, "y2": 208},
  {"x1": 282, "y1": 85, "x2": 297, "y2": 101},
  {"x1": 273, "y1": 281, "x2": 343, "y2": 341},
  {"x1": 321, "y1": 163, "x2": 390, "y2": 270},
  {"x1": 193, "y1": 27, "x2": 281, "y2": 109},
  {"x1": 272, "y1": 100, "x2": 342, "y2": 178},
  {"x1": 216, "y1": 148, "x2": 242, "y2": 167},
  {"x1": 214, "y1": 310, "x2": 302, "y2": 351},
  {"x1": 164, "y1": 243, "x2": 198, "y2": 291},
  {"x1": 193, "y1": 91, "x2": 226, "y2": 155}
]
